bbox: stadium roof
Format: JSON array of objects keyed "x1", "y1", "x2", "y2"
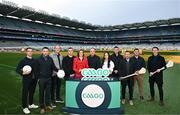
[
  {"x1": 99, "y1": 18, "x2": 180, "y2": 31},
  {"x1": 0, "y1": 0, "x2": 97, "y2": 29},
  {"x1": 0, "y1": 0, "x2": 180, "y2": 31}
]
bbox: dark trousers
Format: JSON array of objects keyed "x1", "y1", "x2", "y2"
[
  {"x1": 111, "y1": 73, "x2": 119, "y2": 81},
  {"x1": 29, "y1": 78, "x2": 37, "y2": 105},
  {"x1": 22, "y1": 77, "x2": 37, "y2": 108},
  {"x1": 39, "y1": 78, "x2": 51, "y2": 109},
  {"x1": 149, "y1": 78, "x2": 163, "y2": 101},
  {"x1": 121, "y1": 78, "x2": 133, "y2": 100},
  {"x1": 51, "y1": 76, "x2": 62, "y2": 102}
]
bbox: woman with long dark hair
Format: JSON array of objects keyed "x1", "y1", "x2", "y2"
[{"x1": 102, "y1": 51, "x2": 115, "y2": 76}]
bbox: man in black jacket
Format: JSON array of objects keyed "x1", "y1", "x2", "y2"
[
  {"x1": 87, "y1": 48, "x2": 101, "y2": 70},
  {"x1": 36, "y1": 47, "x2": 58, "y2": 114},
  {"x1": 16, "y1": 47, "x2": 38, "y2": 114},
  {"x1": 147, "y1": 47, "x2": 166, "y2": 106},
  {"x1": 131, "y1": 48, "x2": 146, "y2": 100},
  {"x1": 110, "y1": 46, "x2": 123, "y2": 80},
  {"x1": 119, "y1": 51, "x2": 134, "y2": 106},
  {"x1": 62, "y1": 47, "x2": 75, "y2": 80}
]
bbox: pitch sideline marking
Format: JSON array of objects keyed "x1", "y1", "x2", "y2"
[{"x1": 0, "y1": 64, "x2": 16, "y2": 69}]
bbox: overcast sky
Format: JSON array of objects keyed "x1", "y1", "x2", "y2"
[{"x1": 1, "y1": 0, "x2": 180, "y2": 26}]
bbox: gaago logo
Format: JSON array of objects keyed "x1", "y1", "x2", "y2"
[
  {"x1": 81, "y1": 84, "x2": 105, "y2": 108},
  {"x1": 81, "y1": 68, "x2": 110, "y2": 77},
  {"x1": 81, "y1": 68, "x2": 110, "y2": 81},
  {"x1": 82, "y1": 93, "x2": 104, "y2": 99}
]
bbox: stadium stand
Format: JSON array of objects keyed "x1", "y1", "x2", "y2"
[{"x1": 0, "y1": 1, "x2": 180, "y2": 50}]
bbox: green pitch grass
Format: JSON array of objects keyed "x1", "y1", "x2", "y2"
[{"x1": 0, "y1": 52, "x2": 180, "y2": 114}]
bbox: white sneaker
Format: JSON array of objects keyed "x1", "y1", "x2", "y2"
[
  {"x1": 50, "y1": 103, "x2": 56, "y2": 108},
  {"x1": 52, "y1": 105, "x2": 56, "y2": 108},
  {"x1": 129, "y1": 100, "x2": 134, "y2": 106},
  {"x1": 23, "y1": 108, "x2": 30, "y2": 114},
  {"x1": 56, "y1": 99, "x2": 64, "y2": 103},
  {"x1": 29, "y1": 104, "x2": 39, "y2": 109},
  {"x1": 121, "y1": 99, "x2": 126, "y2": 105}
]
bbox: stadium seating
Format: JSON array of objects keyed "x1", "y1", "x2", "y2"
[{"x1": 0, "y1": 14, "x2": 180, "y2": 50}]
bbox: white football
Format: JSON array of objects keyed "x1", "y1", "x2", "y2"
[
  {"x1": 22, "y1": 65, "x2": 32, "y2": 73},
  {"x1": 57, "y1": 70, "x2": 65, "y2": 79}
]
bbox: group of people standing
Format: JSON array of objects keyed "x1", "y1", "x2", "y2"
[
  {"x1": 16, "y1": 45, "x2": 166, "y2": 114},
  {"x1": 16, "y1": 46, "x2": 62, "y2": 114}
]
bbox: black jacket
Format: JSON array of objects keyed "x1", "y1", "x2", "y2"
[
  {"x1": 16, "y1": 57, "x2": 36, "y2": 78},
  {"x1": 110, "y1": 53, "x2": 123, "y2": 76},
  {"x1": 147, "y1": 54, "x2": 166, "y2": 78},
  {"x1": 62, "y1": 55, "x2": 75, "y2": 77},
  {"x1": 35, "y1": 55, "x2": 57, "y2": 79},
  {"x1": 87, "y1": 55, "x2": 101, "y2": 69},
  {"x1": 131, "y1": 56, "x2": 146, "y2": 72},
  {"x1": 118, "y1": 58, "x2": 134, "y2": 78}
]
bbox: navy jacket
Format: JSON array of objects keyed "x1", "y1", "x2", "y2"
[
  {"x1": 147, "y1": 54, "x2": 166, "y2": 83},
  {"x1": 118, "y1": 58, "x2": 134, "y2": 78},
  {"x1": 62, "y1": 55, "x2": 75, "y2": 77},
  {"x1": 35, "y1": 55, "x2": 57, "y2": 79},
  {"x1": 110, "y1": 53, "x2": 123, "y2": 76},
  {"x1": 87, "y1": 55, "x2": 101, "y2": 69},
  {"x1": 131, "y1": 56, "x2": 146, "y2": 72},
  {"x1": 16, "y1": 57, "x2": 36, "y2": 78}
]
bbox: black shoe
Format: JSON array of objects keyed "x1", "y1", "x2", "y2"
[
  {"x1": 140, "y1": 96, "x2": 144, "y2": 100},
  {"x1": 159, "y1": 101, "x2": 165, "y2": 106},
  {"x1": 147, "y1": 97, "x2": 154, "y2": 102}
]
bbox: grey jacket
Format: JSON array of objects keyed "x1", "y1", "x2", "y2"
[{"x1": 50, "y1": 52, "x2": 63, "y2": 70}]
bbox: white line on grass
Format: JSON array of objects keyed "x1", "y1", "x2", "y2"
[
  {"x1": 0, "y1": 64, "x2": 16, "y2": 69},
  {"x1": 0, "y1": 64, "x2": 21, "y2": 80}
]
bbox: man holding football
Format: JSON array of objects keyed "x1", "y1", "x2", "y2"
[{"x1": 16, "y1": 47, "x2": 38, "y2": 114}]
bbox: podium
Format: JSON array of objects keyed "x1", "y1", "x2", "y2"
[{"x1": 62, "y1": 80, "x2": 123, "y2": 114}]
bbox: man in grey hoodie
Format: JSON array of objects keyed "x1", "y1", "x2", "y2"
[{"x1": 50, "y1": 45, "x2": 64, "y2": 105}]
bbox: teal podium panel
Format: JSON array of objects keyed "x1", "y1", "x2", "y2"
[{"x1": 62, "y1": 80, "x2": 123, "y2": 114}]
